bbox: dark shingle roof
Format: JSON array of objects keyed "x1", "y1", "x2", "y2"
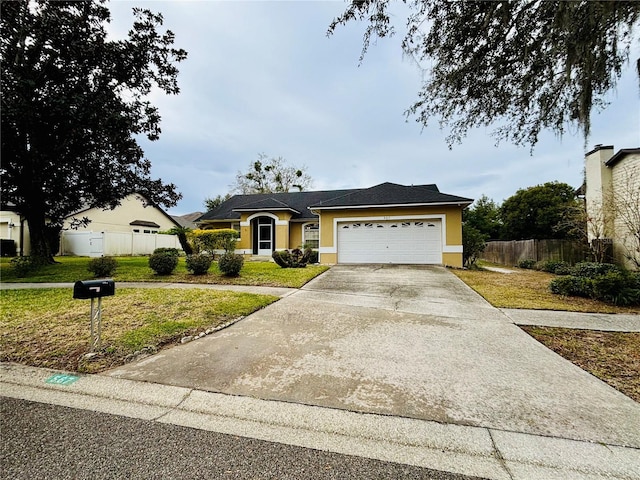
[
  {"x1": 198, "y1": 183, "x2": 472, "y2": 222},
  {"x1": 310, "y1": 182, "x2": 472, "y2": 209},
  {"x1": 198, "y1": 189, "x2": 356, "y2": 222}
]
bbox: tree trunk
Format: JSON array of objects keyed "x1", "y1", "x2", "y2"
[{"x1": 23, "y1": 211, "x2": 57, "y2": 264}]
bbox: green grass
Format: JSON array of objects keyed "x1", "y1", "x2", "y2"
[
  {"x1": 0, "y1": 287, "x2": 278, "y2": 373},
  {"x1": 451, "y1": 265, "x2": 640, "y2": 314},
  {"x1": 0, "y1": 256, "x2": 329, "y2": 288}
]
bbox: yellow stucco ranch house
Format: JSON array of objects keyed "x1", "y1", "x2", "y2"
[{"x1": 198, "y1": 182, "x2": 473, "y2": 267}]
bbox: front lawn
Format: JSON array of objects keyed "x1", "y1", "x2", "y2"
[
  {"x1": 522, "y1": 326, "x2": 640, "y2": 402},
  {"x1": 0, "y1": 256, "x2": 328, "y2": 288},
  {"x1": 451, "y1": 266, "x2": 640, "y2": 314},
  {"x1": 0, "y1": 288, "x2": 278, "y2": 373}
]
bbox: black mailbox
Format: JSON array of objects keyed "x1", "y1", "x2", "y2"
[{"x1": 73, "y1": 279, "x2": 115, "y2": 299}]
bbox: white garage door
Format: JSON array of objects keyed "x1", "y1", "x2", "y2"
[{"x1": 337, "y1": 219, "x2": 442, "y2": 264}]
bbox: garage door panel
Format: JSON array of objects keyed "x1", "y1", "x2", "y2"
[{"x1": 338, "y1": 219, "x2": 442, "y2": 264}]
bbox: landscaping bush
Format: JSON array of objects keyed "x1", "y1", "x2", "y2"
[
  {"x1": 304, "y1": 247, "x2": 319, "y2": 264},
  {"x1": 153, "y1": 247, "x2": 180, "y2": 257},
  {"x1": 218, "y1": 253, "x2": 244, "y2": 276},
  {"x1": 549, "y1": 276, "x2": 592, "y2": 297},
  {"x1": 10, "y1": 256, "x2": 43, "y2": 277},
  {"x1": 517, "y1": 259, "x2": 536, "y2": 269},
  {"x1": 272, "y1": 249, "x2": 309, "y2": 268},
  {"x1": 190, "y1": 229, "x2": 239, "y2": 254},
  {"x1": 548, "y1": 262, "x2": 639, "y2": 305},
  {"x1": 569, "y1": 262, "x2": 620, "y2": 278},
  {"x1": 149, "y1": 251, "x2": 179, "y2": 275},
  {"x1": 87, "y1": 256, "x2": 117, "y2": 278},
  {"x1": 535, "y1": 260, "x2": 571, "y2": 275},
  {"x1": 591, "y1": 271, "x2": 640, "y2": 306},
  {"x1": 185, "y1": 253, "x2": 212, "y2": 275}
]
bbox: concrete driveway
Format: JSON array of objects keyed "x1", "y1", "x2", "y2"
[{"x1": 108, "y1": 265, "x2": 640, "y2": 448}]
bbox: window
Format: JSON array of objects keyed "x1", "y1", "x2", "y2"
[
  {"x1": 133, "y1": 229, "x2": 140, "y2": 233},
  {"x1": 303, "y1": 223, "x2": 319, "y2": 249},
  {"x1": 232, "y1": 222, "x2": 241, "y2": 239}
]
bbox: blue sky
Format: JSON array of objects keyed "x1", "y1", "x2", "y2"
[{"x1": 108, "y1": 1, "x2": 640, "y2": 215}]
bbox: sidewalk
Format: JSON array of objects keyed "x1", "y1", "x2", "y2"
[
  {"x1": 501, "y1": 308, "x2": 640, "y2": 332},
  {"x1": 2, "y1": 363, "x2": 639, "y2": 480}
]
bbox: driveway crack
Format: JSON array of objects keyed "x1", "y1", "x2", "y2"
[{"x1": 488, "y1": 429, "x2": 514, "y2": 480}]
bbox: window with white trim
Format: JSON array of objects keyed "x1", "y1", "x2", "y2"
[
  {"x1": 303, "y1": 223, "x2": 319, "y2": 249},
  {"x1": 231, "y1": 222, "x2": 241, "y2": 239}
]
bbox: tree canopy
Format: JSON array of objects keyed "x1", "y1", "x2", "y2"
[
  {"x1": 464, "y1": 194, "x2": 502, "y2": 240},
  {"x1": 203, "y1": 193, "x2": 231, "y2": 211},
  {"x1": 231, "y1": 154, "x2": 313, "y2": 194},
  {"x1": 1, "y1": 0, "x2": 187, "y2": 261},
  {"x1": 329, "y1": 1, "x2": 640, "y2": 149},
  {"x1": 499, "y1": 182, "x2": 579, "y2": 240}
]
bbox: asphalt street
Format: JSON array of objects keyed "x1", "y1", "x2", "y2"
[{"x1": 0, "y1": 396, "x2": 484, "y2": 480}]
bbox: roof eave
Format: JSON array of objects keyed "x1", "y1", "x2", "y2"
[
  {"x1": 605, "y1": 148, "x2": 640, "y2": 167},
  {"x1": 309, "y1": 201, "x2": 473, "y2": 211}
]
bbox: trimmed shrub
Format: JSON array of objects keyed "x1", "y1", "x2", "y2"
[
  {"x1": 218, "y1": 253, "x2": 244, "y2": 276},
  {"x1": 149, "y1": 251, "x2": 179, "y2": 275},
  {"x1": 153, "y1": 247, "x2": 180, "y2": 257},
  {"x1": 88, "y1": 256, "x2": 117, "y2": 278},
  {"x1": 549, "y1": 276, "x2": 592, "y2": 297},
  {"x1": 185, "y1": 253, "x2": 212, "y2": 275},
  {"x1": 591, "y1": 271, "x2": 640, "y2": 306},
  {"x1": 535, "y1": 260, "x2": 571, "y2": 275},
  {"x1": 548, "y1": 264, "x2": 639, "y2": 306},
  {"x1": 569, "y1": 262, "x2": 620, "y2": 278},
  {"x1": 272, "y1": 249, "x2": 309, "y2": 268},
  {"x1": 304, "y1": 247, "x2": 319, "y2": 264},
  {"x1": 517, "y1": 259, "x2": 536, "y2": 269}
]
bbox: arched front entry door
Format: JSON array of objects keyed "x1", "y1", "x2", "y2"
[{"x1": 251, "y1": 216, "x2": 275, "y2": 255}]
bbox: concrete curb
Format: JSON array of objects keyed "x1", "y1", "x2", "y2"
[{"x1": 2, "y1": 363, "x2": 638, "y2": 480}]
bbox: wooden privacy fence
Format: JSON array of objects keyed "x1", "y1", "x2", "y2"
[{"x1": 481, "y1": 239, "x2": 587, "y2": 266}]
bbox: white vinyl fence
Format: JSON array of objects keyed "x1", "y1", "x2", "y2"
[{"x1": 60, "y1": 231, "x2": 181, "y2": 257}]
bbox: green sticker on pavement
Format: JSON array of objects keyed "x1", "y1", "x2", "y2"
[{"x1": 45, "y1": 374, "x2": 79, "y2": 386}]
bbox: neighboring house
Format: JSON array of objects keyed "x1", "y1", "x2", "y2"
[
  {"x1": 198, "y1": 182, "x2": 473, "y2": 267},
  {"x1": 172, "y1": 212, "x2": 203, "y2": 229},
  {"x1": 584, "y1": 145, "x2": 640, "y2": 269},
  {"x1": 1, "y1": 194, "x2": 182, "y2": 257},
  {"x1": 63, "y1": 193, "x2": 180, "y2": 234},
  {"x1": 0, "y1": 206, "x2": 30, "y2": 256},
  {"x1": 60, "y1": 193, "x2": 183, "y2": 256}
]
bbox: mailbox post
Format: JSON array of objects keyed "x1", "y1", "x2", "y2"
[{"x1": 73, "y1": 280, "x2": 115, "y2": 351}]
